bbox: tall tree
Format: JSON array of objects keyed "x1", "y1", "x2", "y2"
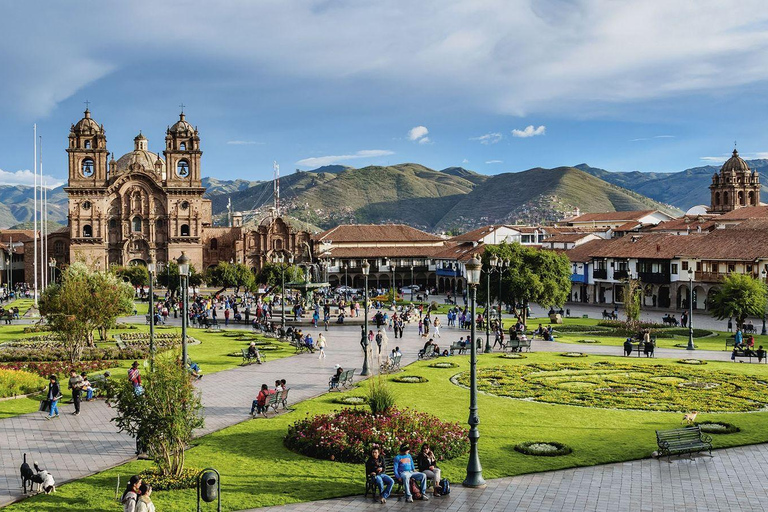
[
  {"x1": 623, "y1": 277, "x2": 643, "y2": 324},
  {"x1": 39, "y1": 263, "x2": 134, "y2": 362},
  {"x1": 112, "y1": 265, "x2": 149, "y2": 288},
  {"x1": 480, "y1": 242, "x2": 572, "y2": 327},
  {"x1": 709, "y1": 273, "x2": 767, "y2": 329},
  {"x1": 256, "y1": 262, "x2": 304, "y2": 292},
  {"x1": 109, "y1": 353, "x2": 204, "y2": 478},
  {"x1": 205, "y1": 261, "x2": 256, "y2": 296},
  {"x1": 156, "y1": 262, "x2": 203, "y2": 298}
]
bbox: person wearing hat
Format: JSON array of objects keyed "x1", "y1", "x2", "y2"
[
  {"x1": 247, "y1": 342, "x2": 263, "y2": 364},
  {"x1": 393, "y1": 444, "x2": 428, "y2": 502}
]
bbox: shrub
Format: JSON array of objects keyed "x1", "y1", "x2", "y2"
[
  {"x1": 367, "y1": 375, "x2": 395, "y2": 415},
  {"x1": 514, "y1": 441, "x2": 572, "y2": 457},
  {"x1": 140, "y1": 466, "x2": 200, "y2": 490},
  {"x1": 284, "y1": 407, "x2": 468, "y2": 463},
  {"x1": 0, "y1": 360, "x2": 118, "y2": 378},
  {"x1": 429, "y1": 362, "x2": 459, "y2": 368},
  {"x1": 0, "y1": 368, "x2": 47, "y2": 397},
  {"x1": 392, "y1": 375, "x2": 428, "y2": 383},
  {"x1": 665, "y1": 328, "x2": 713, "y2": 338},
  {"x1": 696, "y1": 421, "x2": 740, "y2": 434},
  {"x1": 333, "y1": 395, "x2": 368, "y2": 406}
]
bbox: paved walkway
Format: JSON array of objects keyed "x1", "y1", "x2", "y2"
[
  {"x1": 0, "y1": 318, "x2": 423, "y2": 507},
  {"x1": 250, "y1": 444, "x2": 768, "y2": 512}
]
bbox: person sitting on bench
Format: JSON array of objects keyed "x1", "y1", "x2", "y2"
[
  {"x1": 393, "y1": 444, "x2": 428, "y2": 503},
  {"x1": 330, "y1": 365, "x2": 343, "y2": 389},
  {"x1": 757, "y1": 345, "x2": 766, "y2": 363},
  {"x1": 248, "y1": 342, "x2": 263, "y2": 364},
  {"x1": 624, "y1": 338, "x2": 633, "y2": 356},
  {"x1": 366, "y1": 446, "x2": 394, "y2": 504}
]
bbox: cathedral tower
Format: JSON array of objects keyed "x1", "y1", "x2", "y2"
[{"x1": 709, "y1": 149, "x2": 760, "y2": 214}]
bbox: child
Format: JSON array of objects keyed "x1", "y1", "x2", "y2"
[{"x1": 81, "y1": 372, "x2": 94, "y2": 401}]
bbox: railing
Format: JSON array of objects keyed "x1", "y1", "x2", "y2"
[
  {"x1": 613, "y1": 269, "x2": 629, "y2": 280},
  {"x1": 695, "y1": 271, "x2": 724, "y2": 283},
  {"x1": 637, "y1": 272, "x2": 670, "y2": 284},
  {"x1": 570, "y1": 273, "x2": 587, "y2": 283},
  {"x1": 593, "y1": 268, "x2": 607, "y2": 279}
]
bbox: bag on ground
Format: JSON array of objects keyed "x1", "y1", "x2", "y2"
[
  {"x1": 439, "y1": 478, "x2": 451, "y2": 495},
  {"x1": 410, "y1": 479, "x2": 422, "y2": 500}
]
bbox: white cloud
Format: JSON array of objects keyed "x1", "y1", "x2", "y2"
[
  {"x1": 296, "y1": 150, "x2": 394, "y2": 167},
  {"x1": 408, "y1": 126, "x2": 429, "y2": 143},
  {"x1": 462, "y1": 159, "x2": 470, "y2": 164},
  {"x1": 470, "y1": 132, "x2": 502, "y2": 145},
  {"x1": 226, "y1": 140, "x2": 264, "y2": 145},
  {"x1": 512, "y1": 125, "x2": 546, "y2": 138},
  {"x1": 0, "y1": 168, "x2": 64, "y2": 188},
  {"x1": 417, "y1": 137, "x2": 431, "y2": 144},
  {"x1": 699, "y1": 156, "x2": 727, "y2": 163},
  {"x1": 630, "y1": 135, "x2": 676, "y2": 142},
  {"x1": 485, "y1": 160, "x2": 503, "y2": 164}
]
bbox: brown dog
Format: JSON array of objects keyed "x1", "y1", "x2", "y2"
[{"x1": 682, "y1": 411, "x2": 698, "y2": 425}]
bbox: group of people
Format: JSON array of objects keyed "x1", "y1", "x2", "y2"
[
  {"x1": 44, "y1": 370, "x2": 100, "y2": 420},
  {"x1": 366, "y1": 443, "x2": 446, "y2": 503},
  {"x1": 250, "y1": 379, "x2": 288, "y2": 415},
  {"x1": 121, "y1": 475, "x2": 155, "y2": 512},
  {"x1": 730, "y1": 328, "x2": 766, "y2": 361}
]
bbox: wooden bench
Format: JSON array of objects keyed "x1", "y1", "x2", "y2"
[
  {"x1": 262, "y1": 388, "x2": 290, "y2": 416},
  {"x1": 655, "y1": 426, "x2": 712, "y2": 461},
  {"x1": 115, "y1": 340, "x2": 128, "y2": 351},
  {"x1": 731, "y1": 348, "x2": 767, "y2": 363},
  {"x1": 449, "y1": 342, "x2": 467, "y2": 355},
  {"x1": 364, "y1": 456, "x2": 405, "y2": 499},
  {"x1": 505, "y1": 338, "x2": 531, "y2": 352},
  {"x1": 329, "y1": 368, "x2": 356, "y2": 391},
  {"x1": 725, "y1": 337, "x2": 736, "y2": 350}
]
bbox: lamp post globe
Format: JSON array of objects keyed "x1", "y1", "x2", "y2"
[
  {"x1": 361, "y1": 260, "x2": 371, "y2": 376},
  {"x1": 463, "y1": 256, "x2": 486, "y2": 488}
]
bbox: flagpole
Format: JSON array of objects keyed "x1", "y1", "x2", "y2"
[
  {"x1": 33, "y1": 125, "x2": 38, "y2": 307},
  {"x1": 40, "y1": 137, "x2": 45, "y2": 291}
]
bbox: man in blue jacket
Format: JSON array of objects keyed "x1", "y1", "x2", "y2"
[{"x1": 393, "y1": 444, "x2": 428, "y2": 503}]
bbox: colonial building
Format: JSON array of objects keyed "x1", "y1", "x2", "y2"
[
  {"x1": 27, "y1": 109, "x2": 310, "y2": 280},
  {"x1": 709, "y1": 149, "x2": 761, "y2": 213}
]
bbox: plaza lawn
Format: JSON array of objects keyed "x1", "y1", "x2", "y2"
[
  {"x1": 0, "y1": 325, "x2": 295, "y2": 419},
  {"x1": 9, "y1": 352, "x2": 768, "y2": 512}
]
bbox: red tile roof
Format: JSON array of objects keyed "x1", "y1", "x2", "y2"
[
  {"x1": 566, "y1": 210, "x2": 659, "y2": 223},
  {"x1": 314, "y1": 224, "x2": 441, "y2": 243},
  {"x1": 451, "y1": 225, "x2": 503, "y2": 242},
  {"x1": 716, "y1": 206, "x2": 768, "y2": 221}
]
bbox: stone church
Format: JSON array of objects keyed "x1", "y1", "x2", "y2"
[
  {"x1": 40, "y1": 109, "x2": 310, "y2": 280},
  {"x1": 708, "y1": 149, "x2": 761, "y2": 213}
]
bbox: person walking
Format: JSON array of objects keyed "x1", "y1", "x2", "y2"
[
  {"x1": 68, "y1": 370, "x2": 83, "y2": 416},
  {"x1": 136, "y1": 483, "x2": 155, "y2": 512},
  {"x1": 45, "y1": 375, "x2": 61, "y2": 420},
  {"x1": 317, "y1": 333, "x2": 327, "y2": 359},
  {"x1": 433, "y1": 317, "x2": 441, "y2": 338}
]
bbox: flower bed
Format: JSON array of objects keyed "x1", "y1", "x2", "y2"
[
  {"x1": 429, "y1": 362, "x2": 459, "y2": 368},
  {"x1": 514, "y1": 441, "x2": 572, "y2": 457},
  {"x1": 456, "y1": 362, "x2": 768, "y2": 412},
  {"x1": 140, "y1": 466, "x2": 201, "y2": 491},
  {"x1": 577, "y1": 339, "x2": 600, "y2": 344},
  {"x1": 284, "y1": 407, "x2": 468, "y2": 463},
  {"x1": 392, "y1": 375, "x2": 428, "y2": 383},
  {"x1": 499, "y1": 353, "x2": 526, "y2": 359},
  {"x1": 0, "y1": 360, "x2": 117, "y2": 378},
  {"x1": 560, "y1": 352, "x2": 588, "y2": 358},
  {"x1": 0, "y1": 368, "x2": 47, "y2": 398},
  {"x1": 332, "y1": 395, "x2": 368, "y2": 406},
  {"x1": 696, "y1": 421, "x2": 740, "y2": 434},
  {"x1": 0, "y1": 346, "x2": 146, "y2": 362},
  {"x1": 677, "y1": 359, "x2": 706, "y2": 365}
]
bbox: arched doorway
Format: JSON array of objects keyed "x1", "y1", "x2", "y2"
[
  {"x1": 658, "y1": 285, "x2": 670, "y2": 308},
  {"x1": 677, "y1": 284, "x2": 690, "y2": 310},
  {"x1": 693, "y1": 285, "x2": 707, "y2": 310}
]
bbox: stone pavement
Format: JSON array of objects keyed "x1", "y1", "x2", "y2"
[
  {"x1": 250, "y1": 444, "x2": 768, "y2": 512},
  {"x1": 0, "y1": 317, "x2": 423, "y2": 506}
]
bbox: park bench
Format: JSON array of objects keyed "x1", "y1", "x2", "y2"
[
  {"x1": 87, "y1": 373, "x2": 109, "y2": 399},
  {"x1": 450, "y1": 342, "x2": 467, "y2": 355},
  {"x1": 115, "y1": 340, "x2": 128, "y2": 351},
  {"x1": 725, "y1": 336, "x2": 736, "y2": 350},
  {"x1": 380, "y1": 354, "x2": 402, "y2": 373},
  {"x1": 655, "y1": 426, "x2": 712, "y2": 461},
  {"x1": 418, "y1": 345, "x2": 437, "y2": 360},
  {"x1": 329, "y1": 368, "x2": 356, "y2": 391},
  {"x1": 262, "y1": 388, "x2": 290, "y2": 416},
  {"x1": 506, "y1": 338, "x2": 531, "y2": 352},
  {"x1": 731, "y1": 348, "x2": 767, "y2": 363},
  {"x1": 364, "y1": 456, "x2": 405, "y2": 500},
  {"x1": 241, "y1": 347, "x2": 264, "y2": 365}
]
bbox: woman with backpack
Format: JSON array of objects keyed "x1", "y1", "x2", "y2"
[{"x1": 417, "y1": 443, "x2": 444, "y2": 497}]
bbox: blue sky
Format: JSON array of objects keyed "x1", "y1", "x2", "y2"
[{"x1": 3, "y1": 0, "x2": 768, "y2": 188}]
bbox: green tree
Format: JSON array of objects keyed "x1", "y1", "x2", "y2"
[
  {"x1": 623, "y1": 278, "x2": 643, "y2": 324},
  {"x1": 156, "y1": 262, "x2": 204, "y2": 298},
  {"x1": 39, "y1": 263, "x2": 134, "y2": 362},
  {"x1": 112, "y1": 264, "x2": 149, "y2": 288},
  {"x1": 109, "y1": 353, "x2": 204, "y2": 478},
  {"x1": 256, "y1": 262, "x2": 304, "y2": 292},
  {"x1": 709, "y1": 273, "x2": 767, "y2": 329},
  {"x1": 480, "y1": 242, "x2": 572, "y2": 327},
  {"x1": 205, "y1": 261, "x2": 256, "y2": 296}
]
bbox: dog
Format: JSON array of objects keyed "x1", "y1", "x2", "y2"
[
  {"x1": 20, "y1": 453, "x2": 34, "y2": 494},
  {"x1": 682, "y1": 411, "x2": 698, "y2": 426},
  {"x1": 30, "y1": 462, "x2": 55, "y2": 494}
]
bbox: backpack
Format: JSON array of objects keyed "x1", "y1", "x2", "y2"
[
  {"x1": 409, "y1": 478, "x2": 422, "y2": 500},
  {"x1": 439, "y1": 478, "x2": 450, "y2": 495}
]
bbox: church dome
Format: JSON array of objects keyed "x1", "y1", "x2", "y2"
[
  {"x1": 721, "y1": 149, "x2": 750, "y2": 174},
  {"x1": 115, "y1": 134, "x2": 166, "y2": 175},
  {"x1": 73, "y1": 109, "x2": 101, "y2": 134},
  {"x1": 169, "y1": 113, "x2": 195, "y2": 136}
]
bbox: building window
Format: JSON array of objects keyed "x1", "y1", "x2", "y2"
[
  {"x1": 54, "y1": 241, "x2": 65, "y2": 254},
  {"x1": 728, "y1": 264, "x2": 735, "y2": 273},
  {"x1": 109, "y1": 218, "x2": 117, "y2": 229},
  {"x1": 671, "y1": 264, "x2": 678, "y2": 275},
  {"x1": 681, "y1": 261, "x2": 689, "y2": 271},
  {"x1": 156, "y1": 219, "x2": 164, "y2": 229},
  {"x1": 210, "y1": 238, "x2": 218, "y2": 250},
  {"x1": 84, "y1": 140, "x2": 91, "y2": 149},
  {"x1": 181, "y1": 224, "x2": 190, "y2": 237},
  {"x1": 81, "y1": 158, "x2": 95, "y2": 177},
  {"x1": 82, "y1": 224, "x2": 93, "y2": 238},
  {"x1": 180, "y1": 142, "x2": 186, "y2": 150},
  {"x1": 132, "y1": 216, "x2": 142, "y2": 232}
]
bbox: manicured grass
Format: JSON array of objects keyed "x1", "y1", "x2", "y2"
[
  {"x1": 0, "y1": 325, "x2": 296, "y2": 419},
  {"x1": 9, "y1": 352, "x2": 768, "y2": 511}
]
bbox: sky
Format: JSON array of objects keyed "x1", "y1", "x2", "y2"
[{"x1": 3, "y1": 0, "x2": 768, "y2": 188}]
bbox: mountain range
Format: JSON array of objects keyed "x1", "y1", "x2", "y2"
[{"x1": 2, "y1": 158, "x2": 761, "y2": 232}]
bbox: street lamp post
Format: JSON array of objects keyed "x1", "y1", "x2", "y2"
[
  {"x1": 762, "y1": 270, "x2": 767, "y2": 336},
  {"x1": 463, "y1": 257, "x2": 486, "y2": 488},
  {"x1": 361, "y1": 260, "x2": 371, "y2": 376},
  {"x1": 177, "y1": 252, "x2": 190, "y2": 368},
  {"x1": 280, "y1": 256, "x2": 286, "y2": 330},
  {"x1": 498, "y1": 259, "x2": 507, "y2": 330},
  {"x1": 390, "y1": 263, "x2": 396, "y2": 306},
  {"x1": 343, "y1": 264, "x2": 348, "y2": 302},
  {"x1": 48, "y1": 258, "x2": 56, "y2": 285},
  {"x1": 687, "y1": 268, "x2": 695, "y2": 351},
  {"x1": 410, "y1": 265, "x2": 414, "y2": 302},
  {"x1": 484, "y1": 254, "x2": 499, "y2": 353},
  {"x1": 147, "y1": 257, "x2": 156, "y2": 372}
]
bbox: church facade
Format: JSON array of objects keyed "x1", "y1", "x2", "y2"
[
  {"x1": 708, "y1": 149, "x2": 761, "y2": 213},
  {"x1": 36, "y1": 109, "x2": 311, "y2": 281}
]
